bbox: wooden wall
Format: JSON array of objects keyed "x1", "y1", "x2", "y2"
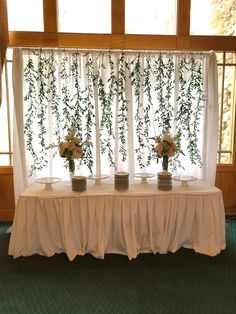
[
  {"x1": 0, "y1": 166, "x2": 15, "y2": 221},
  {"x1": 216, "y1": 170, "x2": 236, "y2": 215}
]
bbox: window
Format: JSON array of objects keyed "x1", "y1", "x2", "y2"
[
  {"x1": 3, "y1": 1, "x2": 236, "y2": 169},
  {"x1": 0, "y1": 50, "x2": 13, "y2": 166},
  {"x1": 190, "y1": 0, "x2": 236, "y2": 36},
  {"x1": 57, "y1": 0, "x2": 111, "y2": 34},
  {"x1": 7, "y1": 0, "x2": 44, "y2": 32},
  {"x1": 217, "y1": 52, "x2": 236, "y2": 164},
  {"x1": 125, "y1": 0, "x2": 177, "y2": 35}
]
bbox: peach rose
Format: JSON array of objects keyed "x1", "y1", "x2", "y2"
[
  {"x1": 154, "y1": 142, "x2": 164, "y2": 155},
  {"x1": 154, "y1": 136, "x2": 161, "y2": 143},
  {"x1": 72, "y1": 147, "x2": 83, "y2": 159},
  {"x1": 73, "y1": 137, "x2": 81, "y2": 145},
  {"x1": 68, "y1": 142, "x2": 76, "y2": 151},
  {"x1": 163, "y1": 135, "x2": 173, "y2": 143},
  {"x1": 59, "y1": 142, "x2": 69, "y2": 157}
]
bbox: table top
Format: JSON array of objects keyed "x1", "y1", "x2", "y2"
[{"x1": 19, "y1": 179, "x2": 222, "y2": 199}]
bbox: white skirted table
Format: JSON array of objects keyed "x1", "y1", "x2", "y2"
[{"x1": 8, "y1": 180, "x2": 226, "y2": 261}]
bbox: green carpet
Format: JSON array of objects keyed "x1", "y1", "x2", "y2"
[{"x1": 0, "y1": 219, "x2": 236, "y2": 314}]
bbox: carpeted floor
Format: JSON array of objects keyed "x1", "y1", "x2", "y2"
[{"x1": 0, "y1": 218, "x2": 236, "y2": 314}]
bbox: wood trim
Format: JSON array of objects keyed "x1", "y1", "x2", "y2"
[
  {"x1": 217, "y1": 164, "x2": 236, "y2": 172},
  {"x1": 177, "y1": 0, "x2": 190, "y2": 36},
  {"x1": 9, "y1": 31, "x2": 236, "y2": 51},
  {"x1": 0, "y1": 0, "x2": 9, "y2": 66},
  {"x1": 0, "y1": 209, "x2": 14, "y2": 221},
  {"x1": 225, "y1": 206, "x2": 236, "y2": 216},
  {"x1": 123, "y1": 35, "x2": 177, "y2": 50},
  {"x1": 43, "y1": 0, "x2": 57, "y2": 33},
  {"x1": 0, "y1": 166, "x2": 13, "y2": 174},
  {"x1": 0, "y1": 167, "x2": 15, "y2": 221},
  {"x1": 9, "y1": 31, "x2": 44, "y2": 47},
  {"x1": 58, "y1": 33, "x2": 112, "y2": 49},
  {"x1": 54, "y1": 34, "x2": 178, "y2": 50},
  {"x1": 189, "y1": 36, "x2": 236, "y2": 51},
  {"x1": 112, "y1": 0, "x2": 125, "y2": 34}
]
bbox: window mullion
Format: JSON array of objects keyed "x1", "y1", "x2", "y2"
[
  {"x1": 43, "y1": 0, "x2": 57, "y2": 33},
  {"x1": 112, "y1": 0, "x2": 125, "y2": 34},
  {"x1": 4, "y1": 60, "x2": 12, "y2": 165},
  {"x1": 177, "y1": 0, "x2": 191, "y2": 36},
  {"x1": 218, "y1": 53, "x2": 226, "y2": 164}
]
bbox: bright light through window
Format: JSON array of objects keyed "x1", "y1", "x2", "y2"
[
  {"x1": 217, "y1": 52, "x2": 236, "y2": 164},
  {"x1": 57, "y1": 0, "x2": 111, "y2": 34},
  {"x1": 125, "y1": 0, "x2": 177, "y2": 35},
  {"x1": 7, "y1": 0, "x2": 44, "y2": 32},
  {"x1": 0, "y1": 49, "x2": 13, "y2": 166},
  {"x1": 190, "y1": 0, "x2": 236, "y2": 35}
]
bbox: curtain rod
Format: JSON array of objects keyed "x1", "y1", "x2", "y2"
[{"x1": 12, "y1": 47, "x2": 213, "y2": 55}]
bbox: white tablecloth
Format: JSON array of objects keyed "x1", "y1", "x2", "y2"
[{"x1": 8, "y1": 180, "x2": 226, "y2": 261}]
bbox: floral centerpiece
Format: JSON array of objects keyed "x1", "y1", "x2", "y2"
[
  {"x1": 49, "y1": 126, "x2": 91, "y2": 177},
  {"x1": 151, "y1": 132, "x2": 182, "y2": 172}
]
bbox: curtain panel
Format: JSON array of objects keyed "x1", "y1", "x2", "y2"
[{"x1": 13, "y1": 48, "x2": 218, "y2": 202}]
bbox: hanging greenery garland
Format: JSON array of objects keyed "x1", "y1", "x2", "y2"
[
  {"x1": 98, "y1": 53, "x2": 116, "y2": 168},
  {"x1": 176, "y1": 56, "x2": 205, "y2": 166},
  {"x1": 24, "y1": 54, "x2": 42, "y2": 176},
  {"x1": 23, "y1": 49, "x2": 206, "y2": 176},
  {"x1": 130, "y1": 54, "x2": 144, "y2": 168},
  {"x1": 117, "y1": 52, "x2": 129, "y2": 162},
  {"x1": 48, "y1": 50, "x2": 62, "y2": 144},
  {"x1": 71, "y1": 51, "x2": 84, "y2": 136}
]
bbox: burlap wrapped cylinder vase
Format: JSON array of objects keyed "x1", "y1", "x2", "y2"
[
  {"x1": 157, "y1": 171, "x2": 172, "y2": 190},
  {"x1": 72, "y1": 176, "x2": 87, "y2": 192},
  {"x1": 114, "y1": 172, "x2": 129, "y2": 191}
]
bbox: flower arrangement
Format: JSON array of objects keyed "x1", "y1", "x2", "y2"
[
  {"x1": 49, "y1": 126, "x2": 91, "y2": 176},
  {"x1": 151, "y1": 132, "x2": 182, "y2": 172}
]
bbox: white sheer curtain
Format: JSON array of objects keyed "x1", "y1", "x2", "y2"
[{"x1": 12, "y1": 48, "x2": 218, "y2": 203}]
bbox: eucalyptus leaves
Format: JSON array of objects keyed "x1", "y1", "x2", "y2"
[{"x1": 23, "y1": 49, "x2": 206, "y2": 176}]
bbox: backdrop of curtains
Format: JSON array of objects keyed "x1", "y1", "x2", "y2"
[{"x1": 13, "y1": 48, "x2": 218, "y2": 202}]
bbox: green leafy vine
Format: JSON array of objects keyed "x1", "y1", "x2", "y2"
[
  {"x1": 117, "y1": 52, "x2": 129, "y2": 162},
  {"x1": 176, "y1": 56, "x2": 205, "y2": 165},
  {"x1": 82, "y1": 53, "x2": 95, "y2": 172},
  {"x1": 23, "y1": 49, "x2": 206, "y2": 176},
  {"x1": 98, "y1": 53, "x2": 116, "y2": 168}
]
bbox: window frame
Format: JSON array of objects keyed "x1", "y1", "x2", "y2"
[
  {"x1": 217, "y1": 52, "x2": 236, "y2": 166},
  {"x1": 5, "y1": 0, "x2": 236, "y2": 171},
  {"x1": 0, "y1": 55, "x2": 13, "y2": 166},
  {"x1": 7, "y1": 0, "x2": 236, "y2": 51}
]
